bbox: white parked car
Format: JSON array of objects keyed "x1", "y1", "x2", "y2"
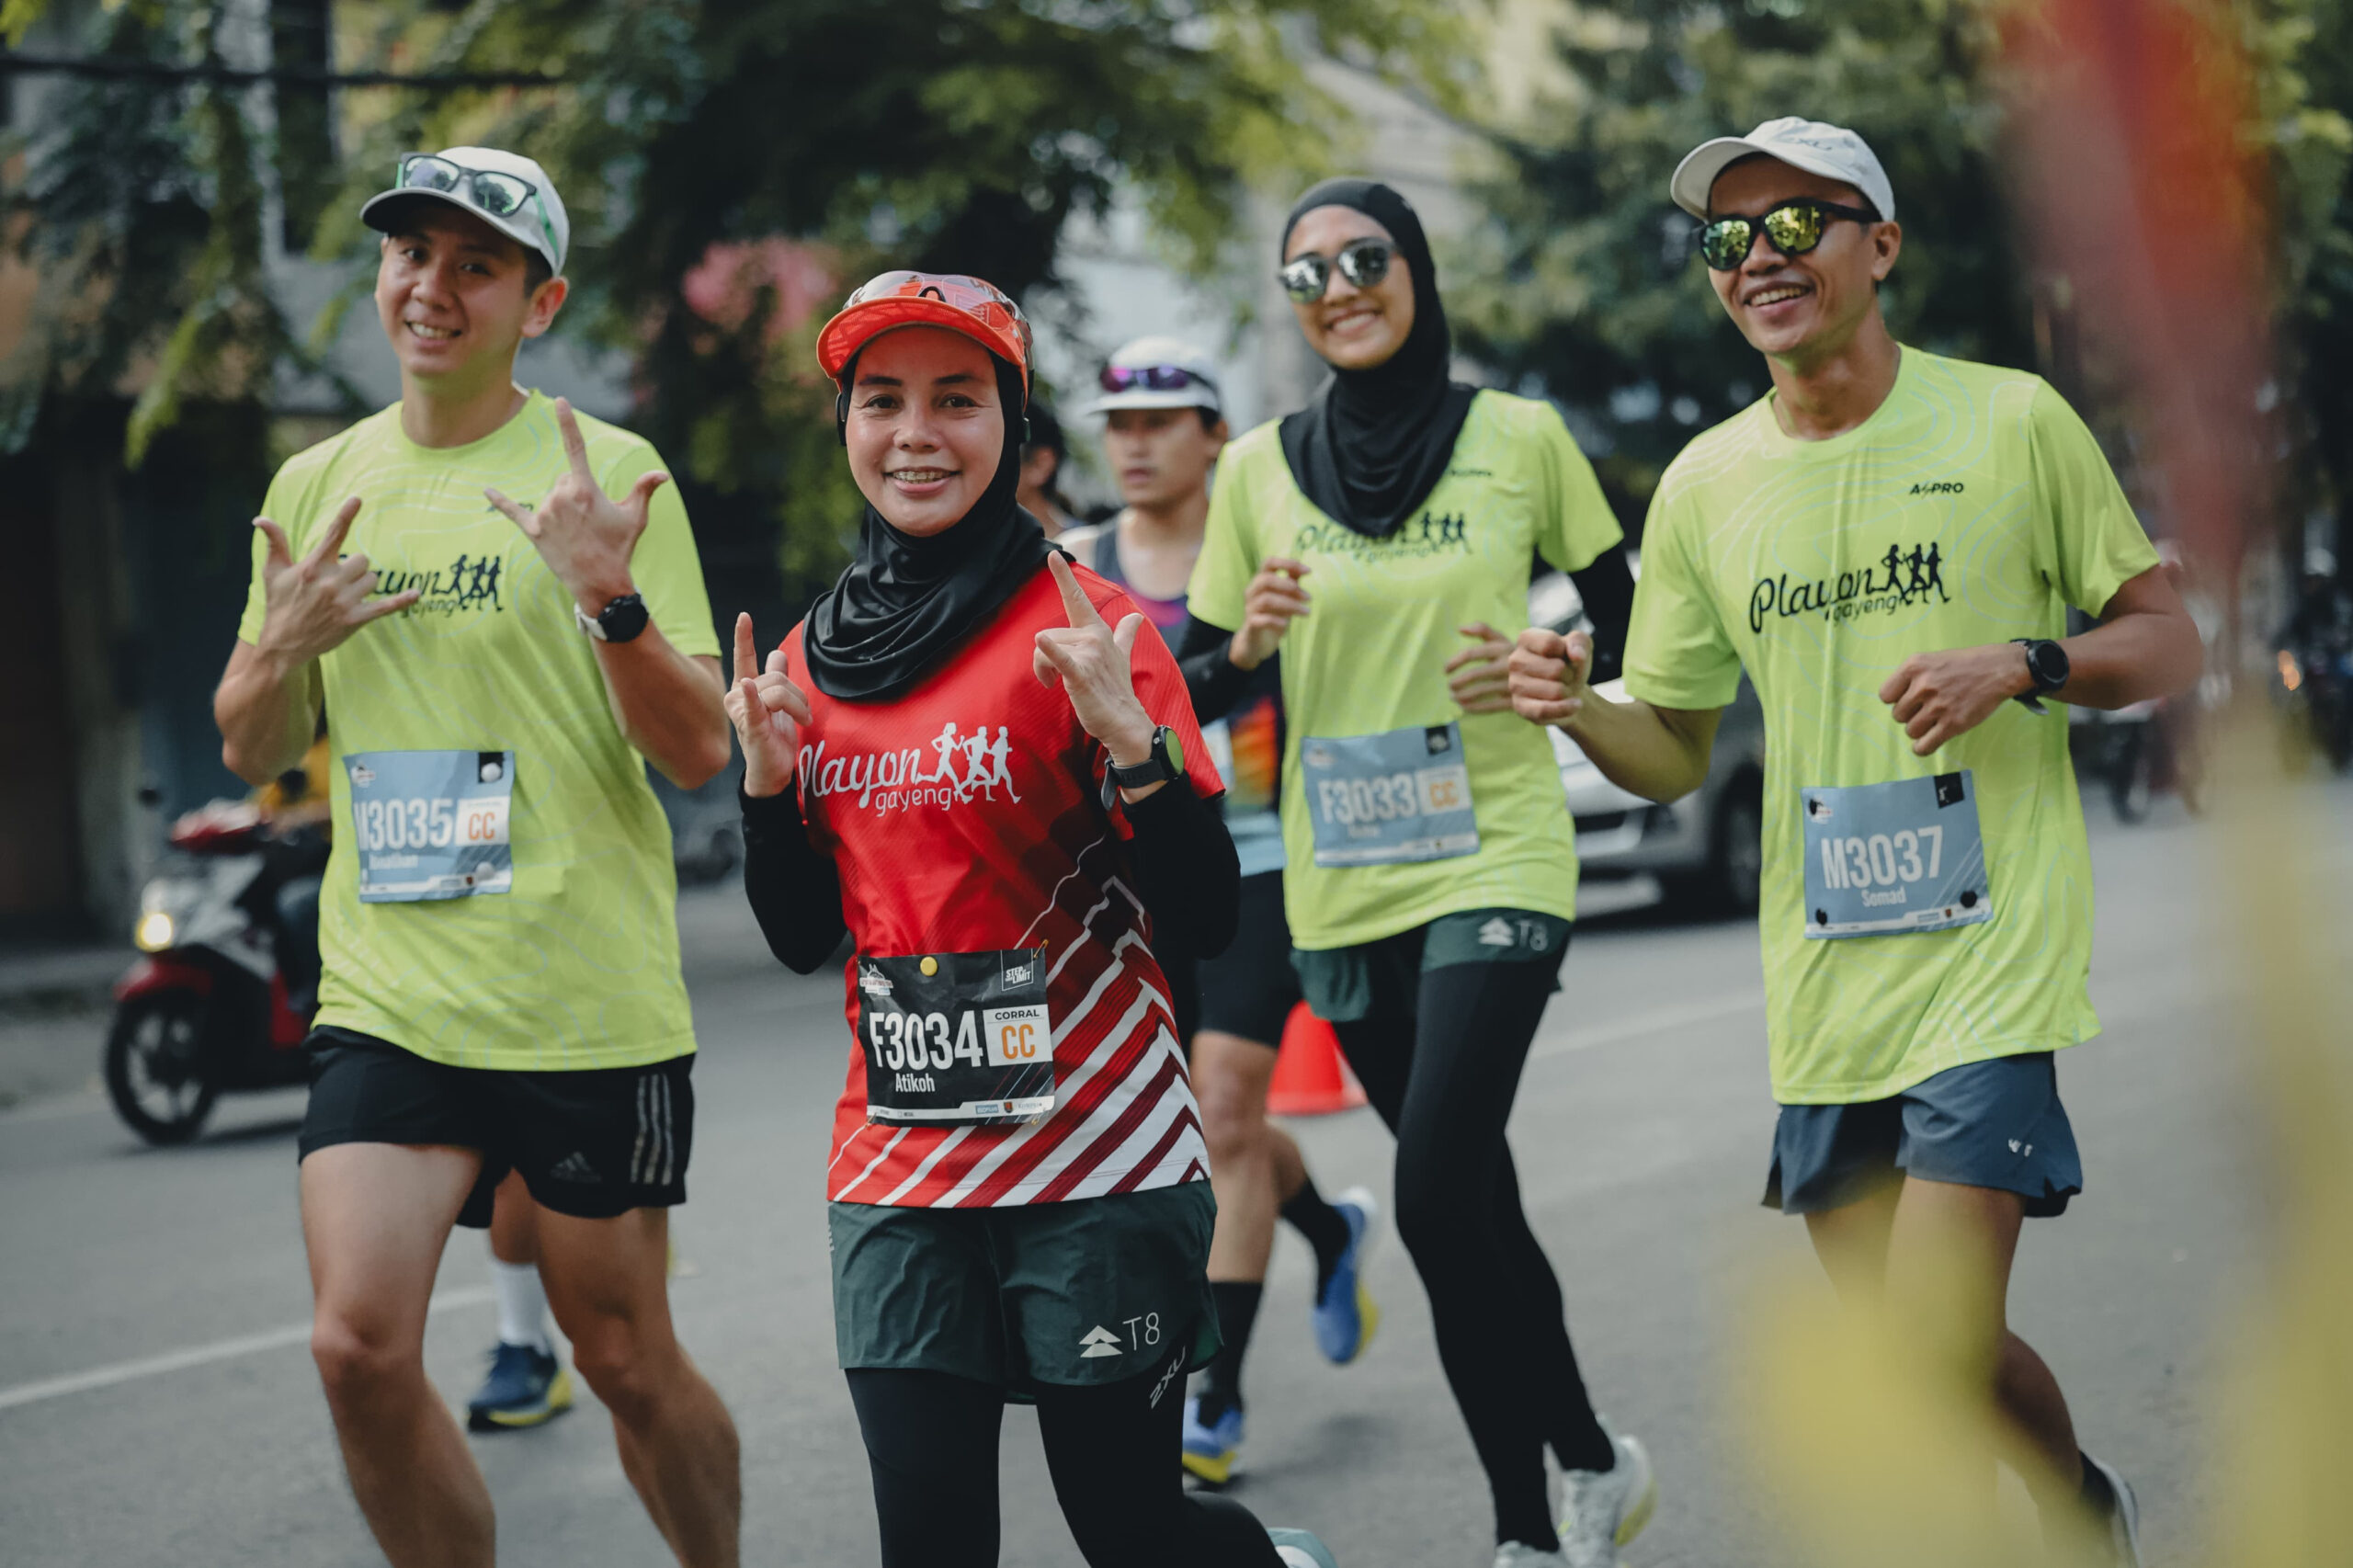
[{"x1": 1530, "y1": 571, "x2": 1767, "y2": 915}]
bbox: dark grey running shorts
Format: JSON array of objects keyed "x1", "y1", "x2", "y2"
[{"x1": 1765, "y1": 1051, "x2": 2083, "y2": 1217}]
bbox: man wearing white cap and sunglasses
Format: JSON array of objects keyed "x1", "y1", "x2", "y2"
[
  {"x1": 213, "y1": 147, "x2": 741, "y2": 1566},
  {"x1": 1508, "y1": 118, "x2": 2202, "y2": 1565}
]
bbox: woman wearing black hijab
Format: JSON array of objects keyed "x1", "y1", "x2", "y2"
[
  {"x1": 1182, "y1": 183, "x2": 1654, "y2": 1567},
  {"x1": 729, "y1": 272, "x2": 1337, "y2": 1568}
]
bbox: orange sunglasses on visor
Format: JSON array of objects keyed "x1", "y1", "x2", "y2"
[{"x1": 814, "y1": 271, "x2": 1032, "y2": 385}]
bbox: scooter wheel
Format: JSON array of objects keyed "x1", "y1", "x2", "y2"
[{"x1": 104, "y1": 994, "x2": 220, "y2": 1145}]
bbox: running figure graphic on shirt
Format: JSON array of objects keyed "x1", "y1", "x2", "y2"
[{"x1": 933, "y1": 722, "x2": 1020, "y2": 802}]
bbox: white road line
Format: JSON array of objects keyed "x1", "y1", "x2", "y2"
[
  {"x1": 1529, "y1": 990, "x2": 1766, "y2": 1062},
  {"x1": 0, "y1": 1285, "x2": 493, "y2": 1415}
]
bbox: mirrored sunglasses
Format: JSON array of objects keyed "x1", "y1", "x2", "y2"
[
  {"x1": 1695, "y1": 199, "x2": 1880, "y2": 272},
  {"x1": 1279, "y1": 237, "x2": 1397, "y2": 303}
]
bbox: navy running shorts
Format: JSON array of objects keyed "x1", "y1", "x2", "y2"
[{"x1": 1764, "y1": 1051, "x2": 2083, "y2": 1217}]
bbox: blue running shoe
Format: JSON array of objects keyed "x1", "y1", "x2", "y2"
[
  {"x1": 1180, "y1": 1394, "x2": 1245, "y2": 1486},
  {"x1": 466, "y1": 1341, "x2": 573, "y2": 1432},
  {"x1": 1267, "y1": 1527, "x2": 1339, "y2": 1567},
  {"x1": 1313, "y1": 1186, "x2": 1382, "y2": 1365}
]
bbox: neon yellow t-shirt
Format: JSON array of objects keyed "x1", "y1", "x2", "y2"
[
  {"x1": 1623, "y1": 349, "x2": 2159, "y2": 1103},
  {"x1": 237, "y1": 393, "x2": 720, "y2": 1070},
  {"x1": 1190, "y1": 390, "x2": 1623, "y2": 949}
]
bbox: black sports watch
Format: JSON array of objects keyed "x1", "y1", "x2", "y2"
[
  {"x1": 577, "y1": 593, "x2": 651, "y2": 644},
  {"x1": 2011, "y1": 637, "x2": 2070, "y2": 712},
  {"x1": 1103, "y1": 725, "x2": 1185, "y2": 805}
]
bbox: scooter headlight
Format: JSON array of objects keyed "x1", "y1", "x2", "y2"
[{"x1": 134, "y1": 909, "x2": 176, "y2": 951}]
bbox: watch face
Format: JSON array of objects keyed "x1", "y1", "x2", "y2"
[
  {"x1": 1158, "y1": 726, "x2": 1183, "y2": 777},
  {"x1": 600, "y1": 596, "x2": 651, "y2": 643}
]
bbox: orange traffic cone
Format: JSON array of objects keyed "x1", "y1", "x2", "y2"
[{"x1": 1266, "y1": 1002, "x2": 1368, "y2": 1116}]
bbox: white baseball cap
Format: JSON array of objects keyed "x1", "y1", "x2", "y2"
[
  {"x1": 1086, "y1": 335, "x2": 1224, "y2": 417},
  {"x1": 361, "y1": 146, "x2": 571, "y2": 277},
  {"x1": 1669, "y1": 118, "x2": 1895, "y2": 222}
]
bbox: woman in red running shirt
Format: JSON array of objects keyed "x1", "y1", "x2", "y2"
[{"x1": 727, "y1": 272, "x2": 1337, "y2": 1568}]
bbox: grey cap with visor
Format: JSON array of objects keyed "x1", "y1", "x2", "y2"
[{"x1": 361, "y1": 145, "x2": 571, "y2": 277}]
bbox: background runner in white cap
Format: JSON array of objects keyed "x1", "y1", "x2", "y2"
[{"x1": 1067, "y1": 335, "x2": 1381, "y2": 1486}]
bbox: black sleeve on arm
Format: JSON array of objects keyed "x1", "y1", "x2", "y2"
[
  {"x1": 739, "y1": 786, "x2": 848, "y2": 974},
  {"x1": 1175, "y1": 614, "x2": 1256, "y2": 723},
  {"x1": 1568, "y1": 546, "x2": 1638, "y2": 684},
  {"x1": 1123, "y1": 777, "x2": 1241, "y2": 960}
]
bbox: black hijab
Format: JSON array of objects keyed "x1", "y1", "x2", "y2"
[
  {"x1": 802, "y1": 348, "x2": 1051, "y2": 703},
  {"x1": 1277, "y1": 178, "x2": 1478, "y2": 540}
]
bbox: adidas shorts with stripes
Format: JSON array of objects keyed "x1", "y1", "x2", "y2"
[{"x1": 298, "y1": 1027, "x2": 694, "y2": 1224}]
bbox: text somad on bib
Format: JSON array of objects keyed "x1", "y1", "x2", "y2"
[{"x1": 800, "y1": 722, "x2": 1023, "y2": 814}]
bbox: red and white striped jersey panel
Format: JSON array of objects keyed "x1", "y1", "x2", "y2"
[{"x1": 789, "y1": 564, "x2": 1221, "y2": 1210}]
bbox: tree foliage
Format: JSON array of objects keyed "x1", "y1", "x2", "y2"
[
  {"x1": 6, "y1": 0, "x2": 1469, "y2": 594},
  {"x1": 1449, "y1": 0, "x2": 2353, "y2": 546}
]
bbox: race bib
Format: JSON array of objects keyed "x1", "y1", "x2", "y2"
[
  {"x1": 857, "y1": 949, "x2": 1055, "y2": 1126},
  {"x1": 346, "y1": 750, "x2": 515, "y2": 903},
  {"x1": 1298, "y1": 722, "x2": 1479, "y2": 868},
  {"x1": 1800, "y1": 772, "x2": 1990, "y2": 938}
]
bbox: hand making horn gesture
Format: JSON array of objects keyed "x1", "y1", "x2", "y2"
[
  {"x1": 252, "y1": 496, "x2": 423, "y2": 666},
  {"x1": 1033, "y1": 552, "x2": 1157, "y2": 769},
  {"x1": 484, "y1": 397, "x2": 669, "y2": 614},
  {"x1": 725, "y1": 613, "x2": 813, "y2": 800}
]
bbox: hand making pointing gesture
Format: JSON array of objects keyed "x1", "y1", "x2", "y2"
[
  {"x1": 252, "y1": 496, "x2": 422, "y2": 667},
  {"x1": 1033, "y1": 552, "x2": 1159, "y2": 774},
  {"x1": 485, "y1": 397, "x2": 669, "y2": 615},
  {"x1": 726, "y1": 613, "x2": 813, "y2": 801}
]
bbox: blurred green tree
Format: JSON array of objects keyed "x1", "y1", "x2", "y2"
[
  {"x1": 4, "y1": 0, "x2": 1468, "y2": 598},
  {"x1": 1449, "y1": 0, "x2": 2352, "y2": 547}
]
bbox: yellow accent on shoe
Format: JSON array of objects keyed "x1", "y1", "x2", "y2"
[
  {"x1": 481, "y1": 1364, "x2": 574, "y2": 1428},
  {"x1": 1180, "y1": 1443, "x2": 1237, "y2": 1486},
  {"x1": 1352, "y1": 1283, "x2": 1381, "y2": 1358}
]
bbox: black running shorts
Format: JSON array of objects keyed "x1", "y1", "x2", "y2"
[
  {"x1": 1194, "y1": 871, "x2": 1300, "y2": 1047},
  {"x1": 298, "y1": 1027, "x2": 693, "y2": 1226}
]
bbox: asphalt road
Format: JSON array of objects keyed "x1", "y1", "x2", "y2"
[{"x1": 4, "y1": 780, "x2": 2345, "y2": 1568}]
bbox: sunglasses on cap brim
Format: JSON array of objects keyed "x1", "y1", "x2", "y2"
[
  {"x1": 1279, "y1": 237, "x2": 1397, "y2": 303},
  {"x1": 392, "y1": 153, "x2": 560, "y2": 269},
  {"x1": 1097, "y1": 364, "x2": 1220, "y2": 396},
  {"x1": 1694, "y1": 199, "x2": 1880, "y2": 272}
]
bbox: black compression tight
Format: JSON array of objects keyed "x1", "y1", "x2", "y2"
[
  {"x1": 1331, "y1": 929, "x2": 1612, "y2": 1552},
  {"x1": 845, "y1": 1365, "x2": 1285, "y2": 1568}
]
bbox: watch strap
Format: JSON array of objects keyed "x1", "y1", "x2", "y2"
[{"x1": 1102, "y1": 726, "x2": 1182, "y2": 805}]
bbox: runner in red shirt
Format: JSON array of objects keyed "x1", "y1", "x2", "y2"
[{"x1": 728, "y1": 272, "x2": 1337, "y2": 1568}]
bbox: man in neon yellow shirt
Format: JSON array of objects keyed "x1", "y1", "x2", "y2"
[
  {"x1": 1508, "y1": 119, "x2": 2200, "y2": 1566},
  {"x1": 213, "y1": 147, "x2": 739, "y2": 1566}
]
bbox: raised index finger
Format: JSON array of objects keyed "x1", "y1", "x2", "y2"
[
  {"x1": 553, "y1": 397, "x2": 593, "y2": 480},
  {"x1": 1047, "y1": 551, "x2": 1103, "y2": 630},
  {"x1": 733, "y1": 612, "x2": 759, "y2": 686}
]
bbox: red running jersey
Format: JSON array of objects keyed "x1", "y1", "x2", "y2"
[{"x1": 785, "y1": 563, "x2": 1224, "y2": 1208}]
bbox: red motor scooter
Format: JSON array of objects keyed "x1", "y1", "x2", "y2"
[{"x1": 106, "y1": 801, "x2": 323, "y2": 1144}]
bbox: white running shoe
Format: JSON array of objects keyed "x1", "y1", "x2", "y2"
[
  {"x1": 2082, "y1": 1453, "x2": 2143, "y2": 1568},
  {"x1": 1267, "y1": 1526, "x2": 1339, "y2": 1567},
  {"x1": 1555, "y1": 1430, "x2": 1656, "y2": 1568},
  {"x1": 1491, "y1": 1542, "x2": 1567, "y2": 1567}
]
